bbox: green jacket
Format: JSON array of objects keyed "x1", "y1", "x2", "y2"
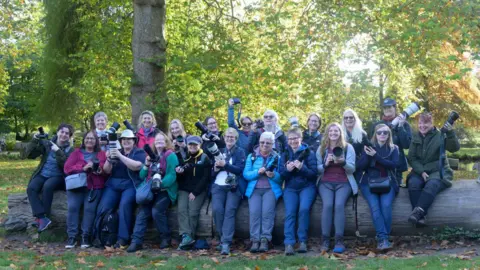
[
  {"x1": 407, "y1": 128, "x2": 460, "y2": 187},
  {"x1": 139, "y1": 153, "x2": 179, "y2": 203},
  {"x1": 26, "y1": 138, "x2": 74, "y2": 182}
]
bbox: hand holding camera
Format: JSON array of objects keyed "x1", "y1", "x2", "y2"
[
  {"x1": 293, "y1": 160, "x2": 303, "y2": 170},
  {"x1": 110, "y1": 148, "x2": 121, "y2": 159},
  {"x1": 83, "y1": 161, "x2": 93, "y2": 172},
  {"x1": 258, "y1": 167, "x2": 266, "y2": 175},
  {"x1": 145, "y1": 156, "x2": 152, "y2": 166},
  {"x1": 266, "y1": 171, "x2": 274, "y2": 178},
  {"x1": 175, "y1": 166, "x2": 185, "y2": 174},
  {"x1": 364, "y1": 146, "x2": 376, "y2": 157},
  {"x1": 325, "y1": 154, "x2": 334, "y2": 166},
  {"x1": 215, "y1": 160, "x2": 226, "y2": 168},
  {"x1": 286, "y1": 162, "x2": 296, "y2": 172}
]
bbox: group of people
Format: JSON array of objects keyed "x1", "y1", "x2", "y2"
[{"x1": 24, "y1": 98, "x2": 460, "y2": 256}]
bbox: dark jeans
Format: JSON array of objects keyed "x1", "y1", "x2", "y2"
[
  {"x1": 131, "y1": 191, "x2": 171, "y2": 245},
  {"x1": 407, "y1": 173, "x2": 447, "y2": 214},
  {"x1": 67, "y1": 188, "x2": 103, "y2": 238},
  {"x1": 318, "y1": 182, "x2": 351, "y2": 238},
  {"x1": 96, "y1": 179, "x2": 136, "y2": 242},
  {"x1": 27, "y1": 175, "x2": 65, "y2": 218},
  {"x1": 283, "y1": 185, "x2": 316, "y2": 245},
  {"x1": 360, "y1": 183, "x2": 395, "y2": 240},
  {"x1": 211, "y1": 184, "x2": 242, "y2": 244}
]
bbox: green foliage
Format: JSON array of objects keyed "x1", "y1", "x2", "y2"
[{"x1": 431, "y1": 226, "x2": 480, "y2": 241}]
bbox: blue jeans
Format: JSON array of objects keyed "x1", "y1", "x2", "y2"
[
  {"x1": 67, "y1": 188, "x2": 103, "y2": 238},
  {"x1": 318, "y1": 182, "x2": 351, "y2": 238},
  {"x1": 96, "y1": 178, "x2": 136, "y2": 242},
  {"x1": 360, "y1": 183, "x2": 395, "y2": 240},
  {"x1": 211, "y1": 184, "x2": 242, "y2": 244},
  {"x1": 283, "y1": 185, "x2": 316, "y2": 245},
  {"x1": 131, "y1": 191, "x2": 171, "y2": 245}
]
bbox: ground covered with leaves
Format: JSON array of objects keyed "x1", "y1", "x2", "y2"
[{"x1": 1, "y1": 158, "x2": 479, "y2": 269}]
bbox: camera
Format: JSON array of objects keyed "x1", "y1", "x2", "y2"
[
  {"x1": 106, "y1": 122, "x2": 121, "y2": 164},
  {"x1": 225, "y1": 174, "x2": 237, "y2": 186},
  {"x1": 151, "y1": 173, "x2": 162, "y2": 193},
  {"x1": 181, "y1": 162, "x2": 193, "y2": 171},
  {"x1": 144, "y1": 144, "x2": 159, "y2": 163},
  {"x1": 391, "y1": 102, "x2": 421, "y2": 127},
  {"x1": 254, "y1": 119, "x2": 265, "y2": 129},
  {"x1": 123, "y1": 120, "x2": 135, "y2": 133},
  {"x1": 266, "y1": 155, "x2": 279, "y2": 172},
  {"x1": 88, "y1": 157, "x2": 100, "y2": 174},
  {"x1": 195, "y1": 121, "x2": 216, "y2": 141},
  {"x1": 232, "y1": 98, "x2": 241, "y2": 105},
  {"x1": 99, "y1": 134, "x2": 108, "y2": 142},
  {"x1": 332, "y1": 147, "x2": 344, "y2": 162},
  {"x1": 37, "y1": 127, "x2": 55, "y2": 148},
  {"x1": 288, "y1": 116, "x2": 299, "y2": 128},
  {"x1": 37, "y1": 127, "x2": 49, "y2": 140},
  {"x1": 206, "y1": 142, "x2": 225, "y2": 162},
  {"x1": 441, "y1": 111, "x2": 460, "y2": 133}
]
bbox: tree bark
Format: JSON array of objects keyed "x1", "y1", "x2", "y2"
[
  {"x1": 6, "y1": 180, "x2": 480, "y2": 241},
  {"x1": 131, "y1": 0, "x2": 168, "y2": 130}
]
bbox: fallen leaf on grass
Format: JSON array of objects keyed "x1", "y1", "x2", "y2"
[
  {"x1": 76, "y1": 258, "x2": 86, "y2": 264},
  {"x1": 259, "y1": 254, "x2": 268, "y2": 260},
  {"x1": 171, "y1": 253, "x2": 180, "y2": 257},
  {"x1": 255, "y1": 266, "x2": 261, "y2": 270},
  {"x1": 9, "y1": 264, "x2": 17, "y2": 269},
  {"x1": 417, "y1": 262, "x2": 427, "y2": 268},
  {"x1": 96, "y1": 260, "x2": 105, "y2": 267},
  {"x1": 367, "y1": 252, "x2": 376, "y2": 258},
  {"x1": 203, "y1": 264, "x2": 211, "y2": 269},
  {"x1": 211, "y1": 257, "x2": 220, "y2": 264},
  {"x1": 77, "y1": 251, "x2": 89, "y2": 257},
  {"x1": 333, "y1": 253, "x2": 348, "y2": 260},
  {"x1": 176, "y1": 266, "x2": 185, "y2": 269},
  {"x1": 345, "y1": 264, "x2": 355, "y2": 269},
  {"x1": 441, "y1": 263, "x2": 448, "y2": 267}
]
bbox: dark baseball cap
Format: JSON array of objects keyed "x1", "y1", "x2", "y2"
[
  {"x1": 187, "y1": 136, "x2": 202, "y2": 145},
  {"x1": 382, "y1": 98, "x2": 397, "y2": 107}
]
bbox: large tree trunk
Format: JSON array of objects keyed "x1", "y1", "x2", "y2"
[
  {"x1": 131, "y1": 0, "x2": 168, "y2": 130},
  {"x1": 5, "y1": 180, "x2": 479, "y2": 241}
]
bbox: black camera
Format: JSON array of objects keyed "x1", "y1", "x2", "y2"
[
  {"x1": 254, "y1": 119, "x2": 265, "y2": 129},
  {"x1": 266, "y1": 155, "x2": 279, "y2": 172},
  {"x1": 232, "y1": 98, "x2": 241, "y2": 105},
  {"x1": 123, "y1": 120, "x2": 135, "y2": 133},
  {"x1": 441, "y1": 111, "x2": 460, "y2": 133},
  {"x1": 195, "y1": 121, "x2": 216, "y2": 141},
  {"x1": 107, "y1": 122, "x2": 121, "y2": 165},
  {"x1": 181, "y1": 162, "x2": 193, "y2": 170},
  {"x1": 99, "y1": 135, "x2": 108, "y2": 142},
  {"x1": 144, "y1": 144, "x2": 159, "y2": 163},
  {"x1": 225, "y1": 174, "x2": 237, "y2": 186},
  {"x1": 37, "y1": 127, "x2": 49, "y2": 140},
  {"x1": 88, "y1": 157, "x2": 100, "y2": 174}
]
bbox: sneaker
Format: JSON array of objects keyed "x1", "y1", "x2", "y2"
[
  {"x1": 408, "y1": 207, "x2": 425, "y2": 225},
  {"x1": 250, "y1": 241, "x2": 260, "y2": 253},
  {"x1": 297, "y1": 242, "x2": 307, "y2": 253},
  {"x1": 320, "y1": 237, "x2": 330, "y2": 252},
  {"x1": 333, "y1": 237, "x2": 345, "y2": 254},
  {"x1": 31, "y1": 218, "x2": 40, "y2": 228},
  {"x1": 38, "y1": 217, "x2": 52, "y2": 233},
  {"x1": 114, "y1": 238, "x2": 129, "y2": 250},
  {"x1": 381, "y1": 239, "x2": 393, "y2": 251},
  {"x1": 178, "y1": 234, "x2": 195, "y2": 250},
  {"x1": 126, "y1": 242, "x2": 143, "y2": 253},
  {"x1": 81, "y1": 236, "x2": 91, "y2": 249},
  {"x1": 258, "y1": 238, "x2": 268, "y2": 253},
  {"x1": 215, "y1": 244, "x2": 222, "y2": 252},
  {"x1": 65, "y1": 237, "x2": 77, "y2": 249},
  {"x1": 220, "y1": 244, "x2": 230, "y2": 255},
  {"x1": 284, "y1": 244, "x2": 294, "y2": 256},
  {"x1": 159, "y1": 239, "x2": 170, "y2": 249}
]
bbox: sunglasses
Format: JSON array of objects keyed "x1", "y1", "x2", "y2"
[
  {"x1": 263, "y1": 115, "x2": 274, "y2": 119},
  {"x1": 259, "y1": 141, "x2": 273, "y2": 145},
  {"x1": 242, "y1": 122, "x2": 252, "y2": 126},
  {"x1": 376, "y1": 130, "x2": 389, "y2": 136},
  {"x1": 344, "y1": 116, "x2": 355, "y2": 120}
]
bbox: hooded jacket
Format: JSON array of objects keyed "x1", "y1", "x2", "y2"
[
  {"x1": 177, "y1": 150, "x2": 212, "y2": 196},
  {"x1": 280, "y1": 143, "x2": 317, "y2": 190}
]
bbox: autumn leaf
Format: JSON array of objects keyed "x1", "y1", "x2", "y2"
[
  {"x1": 76, "y1": 258, "x2": 86, "y2": 264},
  {"x1": 255, "y1": 266, "x2": 261, "y2": 270},
  {"x1": 176, "y1": 266, "x2": 185, "y2": 269},
  {"x1": 441, "y1": 263, "x2": 448, "y2": 267},
  {"x1": 96, "y1": 260, "x2": 105, "y2": 268},
  {"x1": 203, "y1": 263, "x2": 211, "y2": 269},
  {"x1": 77, "y1": 251, "x2": 89, "y2": 257},
  {"x1": 417, "y1": 262, "x2": 428, "y2": 268},
  {"x1": 211, "y1": 257, "x2": 220, "y2": 264}
]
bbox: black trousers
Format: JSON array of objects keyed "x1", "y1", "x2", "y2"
[
  {"x1": 27, "y1": 175, "x2": 65, "y2": 218},
  {"x1": 407, "y1": 173, "x2": 447, "y2": 215}
]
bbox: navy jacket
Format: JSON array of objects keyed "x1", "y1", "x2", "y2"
[
  {"x1": 211, "y1": 145, "x2": 247, "y2": 197},
  {"x1": 371, "y1": 120, "x2": 412, "y2": 172},
  {"x1": 279, "y1": 143, "x2": 317, "y2": 190},
  {"x1": 302, "y1": 130, "x2": 322, "y2": 152},
  {"x1": 357, "y1": 143, "x2": 400, "y2": 193}
]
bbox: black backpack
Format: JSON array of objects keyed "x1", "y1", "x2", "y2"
[{"x1": 93, "y1": 209, "x2": 119, "y2": 248}]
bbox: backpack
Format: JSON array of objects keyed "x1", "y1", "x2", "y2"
[{"x1": 93, "y1": 209, "x2": 119, "y2": 248}]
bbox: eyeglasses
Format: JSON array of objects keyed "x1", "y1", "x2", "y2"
[
  {"x1": 288, "y1": 137, "x2": 300, "y2": 141},
  {"x1": 344, "y1": 116, "x2": 355, "y2": 120},
  {"x1": 376, "y1": 130, "x2": 389, "y2": 136},
  {"x1": 225, "y1": 135, "x2": 236, "y2": 139},
  {"x1": 263, "y1": 115, "x2": 274, "y2": 119},
  {"x1": 85, "y1": 137, "x2": 96, "y2": 141},
  {"x1": 259, "y1": 141, "x2": 273, "y2": 145},
  {"x1": 242, "y1": 122, "x2": 252, "y2": 126},
  {"x1": 207, "y1": 122, "x2": 217, "y2": 126}
]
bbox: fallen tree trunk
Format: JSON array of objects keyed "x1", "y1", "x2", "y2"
[{"x1": 5, "y1": 180, "x2": 479, "y2": 240}]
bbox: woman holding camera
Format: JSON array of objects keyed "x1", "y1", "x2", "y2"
[
  {"x1": 371, "y1": 98, "x2": 412, "y2": 187},
  {"x1": 303, "y1": 113, "x2": 322, "y2": 152},
  {"x1": 95, "y1": 129, "x2": 146, "y2": 249},
  {"x1": 26, "y1": 124, "x2": 75, "y2": 232},
  {"x1": 211, "y1": 128, "x2": 246, "y2": 255},
  {"x1": 228, "y1": 98, "x2": 252, "y2": 152},
  {"x1": 94, "y1": 112, "x2": 109, "y2": 151},
  {"x1": 248, "y1": 109, "x2": 287, "y2": 154},
  {"x1": 280, "y1": 128, "x2": 317, "y2": 255},
  {"x1": 136, "y1": 110, "x2": 157, "y2": 148},
  {"x1": 127, "y1": 131, "x2": 179, "y2": 252},
  {"x1": 175, "y1": 136, "x2": 212, "y2": 250},
  {"x1": 168, "y1": 119, "x2": 189, "y2": 160},
  {"x1": 316, "y1": 123, "x2": 357, "y2": 253},
  {"x1": 201, "y1": 116, "x2": 226, "y2": 158},
  {"x1": 243, "y1": 132, "x2": 282, "y2": 253},
  {"x1": 357, "y1": 124, "x2": 399, "y2": 251},
  {"x1": 64, "y1": 131, "x2": 108, "y2": 249},
  {"x1": 407, "y1": 113, "x2": 460, "y2": 227}
]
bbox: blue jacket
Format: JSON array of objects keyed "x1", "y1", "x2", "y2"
[
  {"x1": 243, "y1": 149, "x2": 283, "y2": 199},
  {"x1": 280, "y1": 143, "x2": 317, "y2": 190},
  {"x1": 211, "y1": 145, "x2": 247, "y2": 197},
  {"x1": 371, "y1": 120, "x2": 412, "y2": 172},
  {"x1": 227, "y1": 106, "x2": 250, "y2": 152},
  {"x1": 357, "y1": 143, "x2": 400, "y2": 193}
]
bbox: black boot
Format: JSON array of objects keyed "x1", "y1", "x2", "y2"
[
  {"x1": 126, "y1": 242, "x2": 143, "y2": 253},
  {"x1": 408, "y1": 207, "x2": 425, "y2": 225}
]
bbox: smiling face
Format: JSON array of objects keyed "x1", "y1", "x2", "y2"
[
  {"x1": 259, "y1": 138, "x2": 273, "y2": 154},
  {"x1": 307, "y1": 115, "x2": 320, "y2": 131},
  {"x1": 121, "y1": 137, "x2": 135, "y2": 151},
  {"x1": 207, "y1": 118, "x2": 218, "y2": 132},
  {"x1": 383, "y1": 105, "x2": 396, "y2": 118},
  {"x1": 142, "y1": 114, "x2": 153, "y2": 129},
  {"x1": 57, "y1": 127, "x2": 71, "y2": 144},
  {"x1": 263, "y1": 112, "x2": 276, "y2": 126},
  {"x1": 170, "y1": 122, "x2": 181, "y2": 137},
  {"x1": 328, "y1": 126, "x2": 341, "y2": 142},
  {"x1": 187, "y1": 143, "x2": 201, "y2": 154},
  {"x1": 343, "y1": 112, "x2": 355, "y2": 129},
  {"x1": 95, "y1": 116, "x2": 107, "y2": 131},
  {"x1": 83, "y1": 131, "x2": 97, "y2": 150},
  {"x1": 224, "y1": 131, "x2": 237, "y2": 149},
  {"x1": 375, "y1": 127, "x2": 390, "y2": 144},
  {"x1": 154, "y1": 134, "x2": 166, "y2": 152},
  {"x1": 418, "y1": 118, "x2": 434, "y2": 136},
  {"x1": 241, "y1": 118, "x2": 252, "y2": 132}
]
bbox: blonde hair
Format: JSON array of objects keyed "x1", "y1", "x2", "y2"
[
  {"x1": 320, "y1": 123, "x2": 347, "y2": 155},
  {"x1": 137, "y1": 110, "x2": 157, "y2": 129},
  {"x1": 341, "y1": 109, "x2": 365, "y2": 143},
  {"x1": 225, "y1": 127, "x2": 239, "y2": 140},
  {"x1": 168, "y1": 119, "x2": 187, "y2": 140},
  {"x1": 153, "y1": 130, "x2": 175, "y2": 153},
  {"x1": 371, "y1": 124, "x2": 394, "y2": 148}
]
